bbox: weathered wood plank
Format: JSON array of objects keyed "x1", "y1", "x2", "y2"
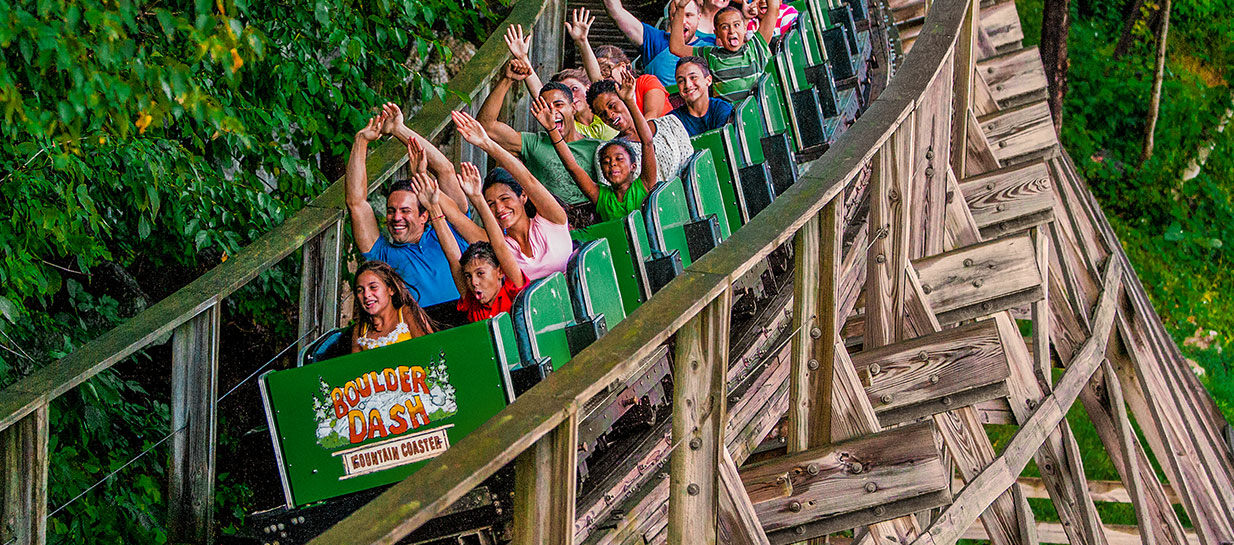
[
  {"x1": 865, "y1": 123, "x2": 913, "y2": 347},
  {"x1": 1, "y1": 404, "x2": 48, "y2": 545},
  {"x1": 169, "y1": 304, "x2": 221, "y2": 545},
  {"x1": 917, "y1": 56, "x2": 952, "y2": 259},
  {"x1": 514, "y1": 410, "x2": 579, "y2": 545},
  {"x1": 742, "y1": 422, "x2": 948, "y2": 531},
  {"x1": 298, "y1": 218, "x2": 343, "y2": 350},
  {"x1": 961, "y1": 522, "x2": 1201, "y2": 545},
  {"x1": 973, "y1": 67, "x2": 1001, "y2": 117},
  {"x1": 718, "y1": 449, "x2": 771, "y2": 545},
  {"x1": 669, "y1": 290, "x2": 732, "y2": 545},
  {"x1": 976, "y1": 46, "x2": 1048, "y2": 107},
  {"x1": 1031, "y1": 226, "x2": 1052, "y2": 386},
  {"x1": 854, "y1": 319, "x2": 1011, "y2": 424},
  {"x1": 1101, "y1": 359, "x2": 1156, "y2": 545},
  {"x1": 979, "y1": 100, "x2": 1059, "y2": 166},
  {"x1": 966, "y1": 107, "x2": 1004, "y2": 176},
  {"x1": 979, "y1": 1, "x2": 1025, "y2": 52},
  {"x1": 944, "y1": 166, "x2": 984, "y2": 251},
  {"x1": 959, "y1": 160, "x2": 1054, "y2": 240},
  {"x1": 1006, "y1": 476, "x2": 1179, "y2": 505},
  {"x1": 913, "y1": 232, "x2": 1044, "y2": 324}
]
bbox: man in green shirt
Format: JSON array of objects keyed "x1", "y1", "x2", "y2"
[
  {"x1": 478, "y1": 59, "x2": 603, "y2": 209},
  {"x1": 668, "y1": 0, "x2": 779, "y2": 103}
]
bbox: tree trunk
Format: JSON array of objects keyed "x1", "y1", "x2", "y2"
[
  {"x1": 1113, "y1": 0, "x2": 1148, "y2": 59},
  {"x1": 1141, "y1": 0, "x2": 1172, "y2": 164},
  {"x1": 1040, "y1": 0, "x2": 1071, "y2": 133}
]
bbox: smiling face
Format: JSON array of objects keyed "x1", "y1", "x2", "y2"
[
  {"x1": 676, "y1": 62, "x2": 712, "y2": 105},
  {"x1": 463, "y1": 257, "x2": 505, "y2": 306},
  {"x1": 714, "y1": 9, "x2": 747, "y2": 52},
  {"x1": 539, "y1": 88, "x2": 576, "y2": 135},
  {"x1": 385, "y1": 190, "x2": 428, "y2": 244},
  {"x1": 356, "y1": 270, "x2": 394, "y2": 317},
  {"x1": 483, "y1": 182, "x2": 529, "y2": 231},
  {"x1": 559, "y1": 77, "x2": 591, "y2": 118},
  {"x1": 673, "y1": 0, "x2": 701, "y2": 43},
  {"x1": 592, "y1": 92, "x2": 634, "y2": 136},
  {"x1": 600, "y1": 143, "x2": 636, "y2": 187}
]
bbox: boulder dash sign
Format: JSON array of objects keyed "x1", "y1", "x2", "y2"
[{"x1": 260, "y1": 316, "x2": 519, "y2": 506}]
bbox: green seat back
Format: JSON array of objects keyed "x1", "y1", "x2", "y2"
[
  {"x1": 682, "y1": 149, "x2": 733, "y2": 239},
  {"x1": 782, "y1": 28, "x2": 813, "y2": 92},
  {"x1": 691, "y1": 128, "x2": 746, "y2": 229},
  {"x1": 732, "y1": 95, "x2": 767, "y2": 165},
  {"x1": 757, "y1": 70, "x2": 793, "y2": 141},
  {"x1": 566, "y1": 238, "x2": 627, "y2": 328},
  {"x1": 511, "y1": 273, "x2": 573, "y2": 371},
  {"x1": 571, "y1": 210, "x2": 653, "y2": 316},
  {"x1": 643, "y1": 179, "x2": 696, "y2": 266},
  {"x1": 796, "y1": 10, "x2": 827, "y2": 66}
]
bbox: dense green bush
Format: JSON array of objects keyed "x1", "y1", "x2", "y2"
[{"x1": 0, "y1": 0, "x2": 502, "y2": 541}]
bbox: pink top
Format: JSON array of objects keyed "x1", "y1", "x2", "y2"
[
  {"x1": 505, "y1": 215, "x2": 572, "y2": 280},
  {"x1": 747, "y1": 5, "x2": 799, "y2": 37}
]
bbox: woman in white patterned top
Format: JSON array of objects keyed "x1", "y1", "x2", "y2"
[{"x1": 587, "y1": 69, "x2": 694, "y2": 188}]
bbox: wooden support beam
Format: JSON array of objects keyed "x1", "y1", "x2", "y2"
[
  {"x1": 298, "y1": 217, "x2": 342, "y2": 350},
  {"x1": 742, "y1": 421, "x2": 950, "y2": 540},
  {"x1": 854, "y1": 318, "x2": 1011, "y2": 426},
  {"x1": 944, "y1": 166, "x2": 983, "y2": 252},
  {"x1": 718, "y1": 449, "x2": 771, "y2": 545},
  {"x1": 958, "y1": 161, "x2": 1054, "y2": 241},
  {"x1": 1101, "y1": 359, "x2": 1155, "y2": 545},
  {"x1": 950, "y1": 0, "x2": 978, "y2": 179},
  {"x1": 965, "y1": 108, "x2": 1003, "y2": 176},
  {"x1": 1, "y1": 404, "x2": 48, "y2": 545},
  {"x1": 788, "y1": 199, "x2": 842, "y2": 453},
  {"x1": 907, "y1": 259, "x2": 1123, "y2": 545},
  {"x1": 1032, "y1": 226, "x2": 1051, "y2": 387},
  {"x1": 513, "y1": 410, "x2": 579, "y2": 545},
  {"x1": 1004, "y1": 476, "x2": 1179, "y2": 506},
  {"x1": 669, "y1": 290, "x2": 732, "y2": 545},
  {"x1": 913, "y1": 232, "x2": 1044, "y2": 324},
  {"x1": 169, "y1": 304, "x2": 220, "y2": 545},
  {"x1": 961, "y1": 522, "x2": 1201, "y2": 545},
  {"x1": 901, "y1": 270, "x2": 1035, "y2": 545},
  {"x1": 865, "y1": 118, "x2": 913, "y2": 348}
]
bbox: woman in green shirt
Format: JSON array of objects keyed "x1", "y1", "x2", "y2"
[{"x1": 534, "y1": 68, "x2": 658, "y2": 223}]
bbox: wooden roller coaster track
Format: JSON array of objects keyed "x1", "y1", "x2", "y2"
[{"x1": 2, "y1": 0, "x2": 1233, "y2": 542}]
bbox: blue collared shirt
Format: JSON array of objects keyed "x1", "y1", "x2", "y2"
[{"x1": 361, "y1": 224, "x2": 469, "y2": 308}]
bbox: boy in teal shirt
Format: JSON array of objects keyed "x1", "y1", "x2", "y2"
[{"x1": 667, "y1": 0, "x2": 780, "y2": 103}]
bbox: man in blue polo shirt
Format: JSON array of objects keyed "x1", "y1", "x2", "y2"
[
  {"x1": 347, "y1": 103, "x2": 484, "y2": 313},
  {"x1": 601, "y1": 0, "x2": 716, "y2": 86}
]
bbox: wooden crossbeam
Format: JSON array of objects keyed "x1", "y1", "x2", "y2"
[
  {"x1": 719, "y1": 449, "x2": 771, "y2": 545},
  {"x1": 513, "y1": 411, "x2": 579, "y2": 545},
  {"x1": 978, "y1": 101, "x2": 1058, "y2": 166},
  {"x1": 976, "y1": 46, "x2": 1048, "y2": 107},
  {"x1": 906, "y1": 258, "x2": 1123, "y2": 545},
  {"x1": 854, "y1": 318, "x2": 1011, "y2": 426},
  {"x1": 741, "y1": 421, "x2": 950, "y2": 540},
  {"x1": 913, "y1": 232, "x2": 1044, "y2": 324},
  {"x1": 959, "y1": 160, "x2": 1054, "y2": 240}
]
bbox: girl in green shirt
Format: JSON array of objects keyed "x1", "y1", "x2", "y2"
[{"x1": 534, "y1": 68, "x2": 659, "y2": 223}]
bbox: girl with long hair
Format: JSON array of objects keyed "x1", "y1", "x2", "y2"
[{"x1": 351, "y1": 260, "x2": 434, "y2": 352}]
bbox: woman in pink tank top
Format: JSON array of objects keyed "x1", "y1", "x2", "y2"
[{"x1": 451, "y1": 111, "x2": 573, "y2": 280}]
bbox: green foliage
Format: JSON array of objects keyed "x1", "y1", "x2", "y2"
[{"x1": 0, "y1": 0, "x2": 502, "y2": 541}]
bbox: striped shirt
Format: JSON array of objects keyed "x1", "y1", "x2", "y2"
[{"x1": 693, "y1": 32, "x2": 771, "y2": 104}]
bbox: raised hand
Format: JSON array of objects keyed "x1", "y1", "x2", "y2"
[
  {"x1": 452, "y1": 110, "x2": 491, "y2": 148},
  {"x1": 504, "y1": 58, "x2": 532, "y2": 81},
  {"x1": 408, "y1": 172, "x2": 441, "y2": 209},
  {"x1": 504, "y1": 24, "x2": 533, "y2": 62},
  {"x1": 615, "y1": 66, "x2": 637, "y2": 103},
  {"x1": 530, "y1": 96, "x2": 557, "y2": 132},
  {"x1": 356, "y1": 111, "x2": 386, "y2": 142},
  {"x1": 380, "y1": 102, "x2": 405, "y2": 134},
  {"x1": 564, "y1": 8, "x2": 595, "y2": 44},
  {"x1": 457, "y1": 162, "x2": 483, "y2": 198},
  {"x1": 406, "y1": 137, "x2": 429, "y2": 174}
]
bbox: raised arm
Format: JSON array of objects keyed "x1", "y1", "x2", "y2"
[
  {"x1": 477, "y1": 60, "x2": 530, "y2": 153},
  {"x1": 757, "y1": 0, "x2": 781, "y2": 44},
  {"x1": 382, "y1": 103, "x2": 469, "y2": 211},
  {"x1": 566, "y1": 8, "x2": 604, "y2": 84},
  {"x1": 617, "y1": 68, "x2": 658, "y2": 191},
  {"x1": 459, "y1": 162, "x2": 526, "y2": 287},
  {"x1": 346, "y1": 113, "x2": 385, "y2": 253},
  {"x1": 505, "y1": 25, "x2": 545, "y2": 96},
  {"x1": 601, "y1": 0, "x2": 645, "y2": 46},
  {"x1": 532, "y1": 95, "x2": 599, "y2": 203},
  {"x1": 409, "y1": 173, "x2": 469, "y2": 300},
  {"x1": 453, "y1": 110, "x2": 570, "y2": 226},
  {"x1": 668, "y1": 0, "x2": 694, "y2": 58}
]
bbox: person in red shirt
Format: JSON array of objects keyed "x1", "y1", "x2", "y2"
[{"x1": 412, "y1": 164, "x2": 531, "y2": 323}]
